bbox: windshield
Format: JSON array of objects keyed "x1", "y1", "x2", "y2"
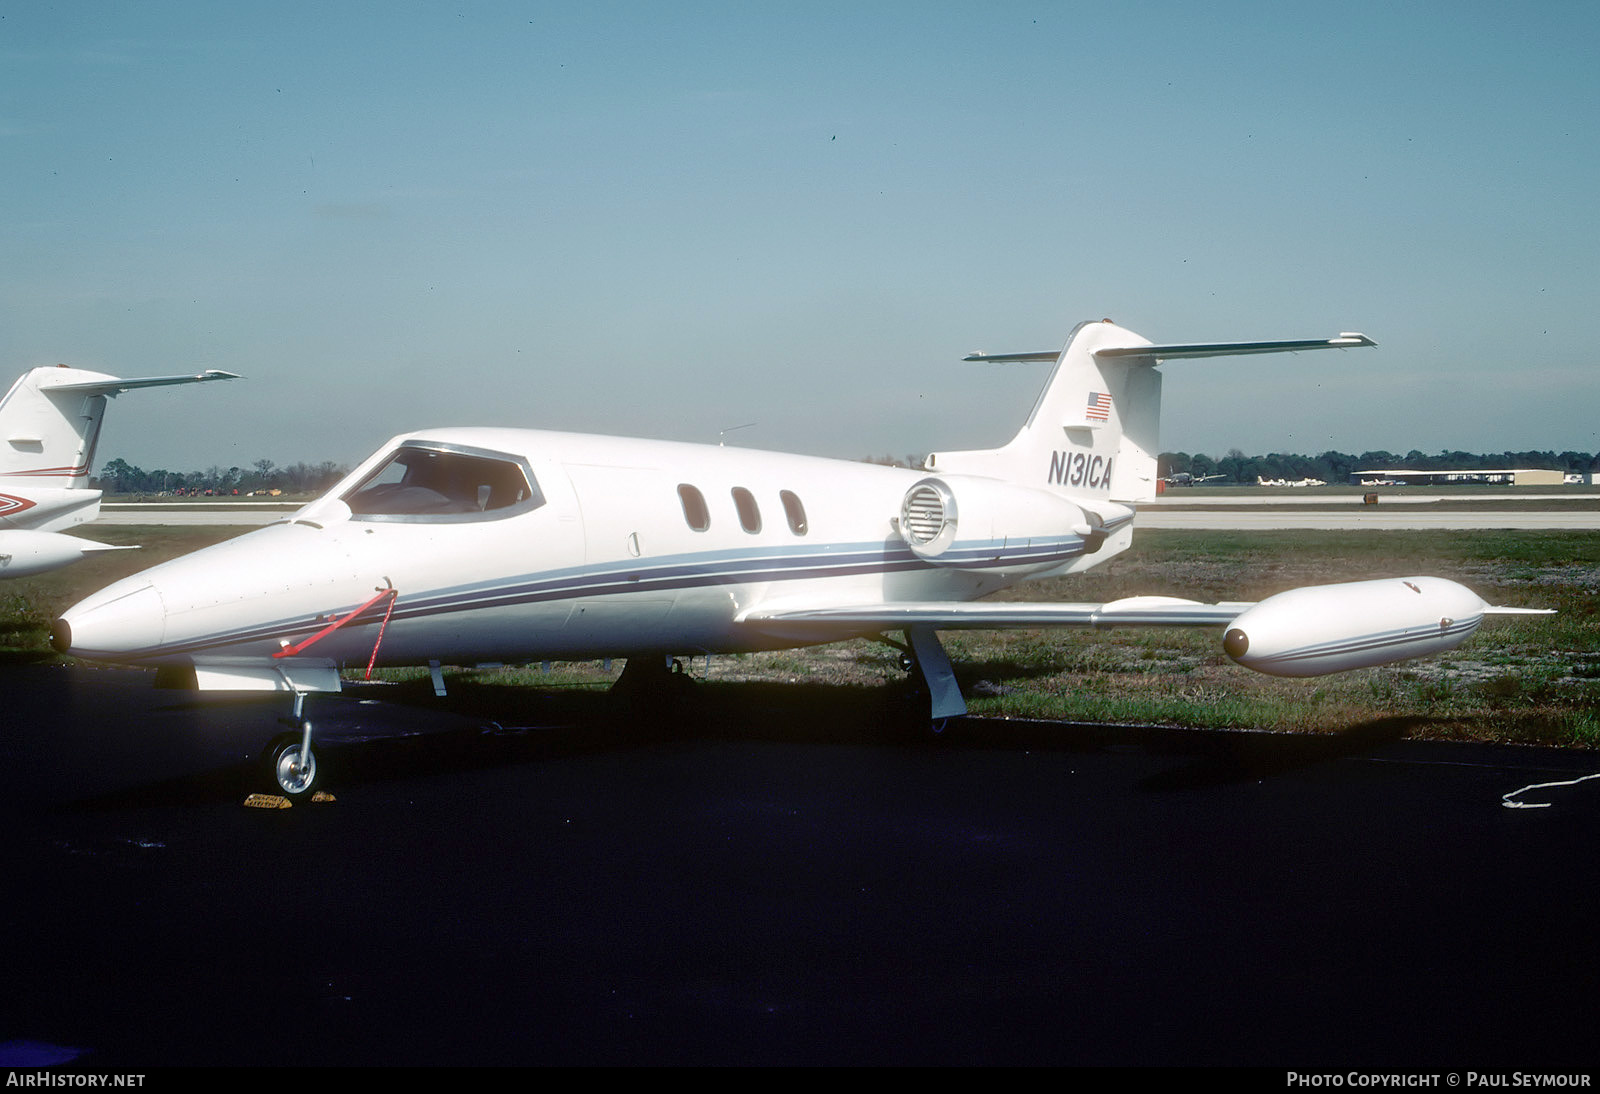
[{"x1": 344, "y1": 442, "x2": 544, "y2": 521}]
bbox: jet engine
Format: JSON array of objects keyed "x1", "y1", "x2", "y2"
[
  {"x1": 1222, "y1": 576, "x2": 1493, "y2": 677},
  {"x1": 898, "y1": 478, "x2": 962, "y2": 558},
  {"x1": 894, "y1": 475, "x2": 1122, "y2": 573}
]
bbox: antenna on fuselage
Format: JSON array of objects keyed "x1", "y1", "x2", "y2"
[{"x1": 718, "y1": 422, "x2": 757, "y2": 446}]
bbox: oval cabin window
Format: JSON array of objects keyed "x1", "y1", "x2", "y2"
[
  {"x1": 678, "y1": 484, "x2": 710, "y2": 532},
  {"x1": 731, "y1": 487, "x2": 761, "y2": 533}
]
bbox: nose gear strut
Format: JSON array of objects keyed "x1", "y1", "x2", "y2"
[
  {"x1": 262, "y1": 690, "x2": 320, "y2": 799},
  {"x1": 262, "y1": 583, "x2": 399, "y2": 799}
]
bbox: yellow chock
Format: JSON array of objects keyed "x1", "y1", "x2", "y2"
[
  {"x1": 243, "y1": 793, "x2": 292, "y2": 809},
  {"x1": 310, "y1": 791, "x2": 337, "y2": 804}
]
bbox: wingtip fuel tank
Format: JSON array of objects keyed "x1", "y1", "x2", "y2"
[{"x1": 1222, "y1": 576, "x2": 1491, "y2": 677}]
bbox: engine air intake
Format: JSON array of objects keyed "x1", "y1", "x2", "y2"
[{"x1": 899, "y1": 478, "x2": 958, "y2": 558}]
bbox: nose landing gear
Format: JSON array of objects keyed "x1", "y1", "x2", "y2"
[
  {"x1": 251, "y1": 583, "x2": 395, "y2": 804},
  {"x1": 260, "y1": 691, "x2": 321, "y2": 800}
]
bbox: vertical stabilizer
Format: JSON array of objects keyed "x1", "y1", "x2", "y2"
[
  {"x1": 0, "y1": 367, "x2": 120, "y2": 488},
  {"x1": 928, "y1": 319, "x2": 1163, "y2": 504},
  {"x1": 928, "y1": 321, "x2": 1374, "y2": 505},
  {"x1": 0, "y1": 366, "x2": 239, "y2": 489}
]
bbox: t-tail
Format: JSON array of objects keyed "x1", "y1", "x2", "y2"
[
  {"x1": 0, "y1": 365, "x2": 240, "y2": 491},
  {"x1": 0, "y1": 365, "x2": 238, "y2": 573},
  {"x1": 927, "y1": 318, "x2": 1375, "y2": 504}
]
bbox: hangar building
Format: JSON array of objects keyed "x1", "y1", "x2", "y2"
[{"x1": 1348, "y1": 468, "x2": 1567, "y2": 486}]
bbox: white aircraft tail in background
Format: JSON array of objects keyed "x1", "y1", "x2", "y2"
[
  {"x1": 50, "y1": 317, "x2": 1545, "y2": 800},
  {"x1": 0, "y1": 365, "x2": 239, "y2": 576}
]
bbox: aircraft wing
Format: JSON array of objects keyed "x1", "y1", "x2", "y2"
[
  {"x1": 741, "y1": 579, "x2": 1548, "y2": 688},
  {"x1": 740, "y1": 596, "x2": 1253, "y2": 632},
  {"x1": 41, "y1": 369, "x2": 242, "y2": 396}
]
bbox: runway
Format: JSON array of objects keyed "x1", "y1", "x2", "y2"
[
  {"x1": 1138, "y1": 508, "x2": 1600, "y2": 529},
  {"x1": 1138, "y1": 490, "x2": 1600, "y2": 528},
  {"x1": 1146, "y1": 493, "x2": 1600, "y2": 505},
  {"x1": 96, "y1": 503, "x2": 296, "y2": 526},
  {"x1": 4, "y1": 662, "x2": 1598, "y2": 1068}
]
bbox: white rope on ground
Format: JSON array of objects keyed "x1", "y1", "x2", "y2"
[{"x1": 1502, "y1": 771, "x2": 1600, "y2": 809}]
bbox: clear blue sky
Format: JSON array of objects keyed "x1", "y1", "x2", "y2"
[{"x1": 4, "y1": 1, "x2": 1597, "y2": 473}]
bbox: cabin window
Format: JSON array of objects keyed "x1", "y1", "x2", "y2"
[
  {"x1": 344, "y1": 442, "x2": 543, "y2": 523},
  {"x1": 780, "y1": 490, "x2": 808, "y2": 535},
  {"x1": 678, "y1": 484, "x2": 710, "y2": 531},
  {"x1": 732, "y1": 487, "x2": 761, "y2": 533}
]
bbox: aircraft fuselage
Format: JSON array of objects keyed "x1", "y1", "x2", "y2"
[{"x1": 55, "y1": 426, "x2": 1123, "y2": 686}]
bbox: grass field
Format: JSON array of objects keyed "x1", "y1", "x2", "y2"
[{"x1": 6, "y1": 525, "x2": 1597, "y2": 747}]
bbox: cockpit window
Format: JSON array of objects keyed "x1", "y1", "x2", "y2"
[{"x1": 344, "y1": 442, "x2": 544, "y2": 522}]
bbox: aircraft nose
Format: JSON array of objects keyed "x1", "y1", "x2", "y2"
[{"x1": 52, "y1": 582, "x2": 168, "y2": 660}]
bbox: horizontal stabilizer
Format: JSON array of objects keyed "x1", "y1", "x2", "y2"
[
  {"x1": 964, "y1": 333, "x2": 1374, "y2": 364},
  {"x1": 1097, "y1": 333, "x2": 1376, "y2": 360},
  {"x1": 44, "y1": 369, "x2": 242, "y2": 397},
  {"x1": 962, "y1": 351, "x2": 1059, "y2": 363}
]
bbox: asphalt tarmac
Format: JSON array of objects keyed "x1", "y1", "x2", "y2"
[{"x1": 3, "y1": 661, "x2": 1598, "y2": 1069}]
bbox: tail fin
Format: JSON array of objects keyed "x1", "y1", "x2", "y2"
[
  {"x1": 0, "y1": 366, "x2": 239, "y2": 488},
  {"x1": 927, "y1": 319, "x2": 1374, "y2": 504}
]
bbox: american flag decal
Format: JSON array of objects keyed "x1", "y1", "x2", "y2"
[{"x1": 1085, "y1": 392, "x2": 1112, "y2": 421}]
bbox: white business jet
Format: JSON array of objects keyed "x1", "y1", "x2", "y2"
[
  {"x1": 51, "y1": 318, "x2": 1542, "y2": 798},
  {"x1": 0, "y1": 364, "x2": 238, "y2": 576}
]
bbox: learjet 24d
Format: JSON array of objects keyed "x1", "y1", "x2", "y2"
[{"x1": 50, "y1": 318, "x2": 1544, "y2": 798}]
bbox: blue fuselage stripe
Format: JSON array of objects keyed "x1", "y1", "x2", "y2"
[{"x1": 135, "y1": 534, "x2": 1094, "y2": 659}]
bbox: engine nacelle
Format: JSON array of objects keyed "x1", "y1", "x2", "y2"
[
  {"x1": 0, "y1": 530, "x2": 125, "y2": 578},
  {"x1": 1222, "y1": 576, "x2": 1491, "y2": 677},
  {"x1": 895, "y1": 475, "x2": 1121, "y2": 573}
]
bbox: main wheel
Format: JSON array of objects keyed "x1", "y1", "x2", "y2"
[{"x1": 263, "y1": 732, "x2": 318, "y2": 799}]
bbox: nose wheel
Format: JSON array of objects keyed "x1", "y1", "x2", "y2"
[
  {"x1": 263, "y1": 731, "x2": 318, "y2": 798},
  {"x1": 260, "y1": 692, "x2": 319, "y2": 799}
]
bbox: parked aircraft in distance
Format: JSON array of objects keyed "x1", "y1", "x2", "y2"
[
  {"x1": 51, "y1": 318, "x2": 1546, "y2": 798},
  {"x1": 1257, "y1": 476, "x2": 1328, "y2": 487},
  {"x1": 0, "y1": 364, "x2": 238, "y2": 577},
  {"x1": 1163, "y1": 472, "x2": 1225, "y2": 486}
]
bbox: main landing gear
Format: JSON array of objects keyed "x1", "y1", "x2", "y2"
[
  {"x1": 898, "y1": 626, "x2": 968, "y2": 733},
  {"x1": 609, "y1": 654, "x2": 697, "y2": 723}
]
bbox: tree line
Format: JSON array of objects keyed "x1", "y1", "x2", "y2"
[
  {"x1": 1158, "y1": 449, "x2": 1599, "y2": 485},
  {"x1": 868, "y1": 448, "x2": 1598, "y2": 484},
  {"x1": 94, "y1": 458, "x2": 350, "y2": 497}
]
